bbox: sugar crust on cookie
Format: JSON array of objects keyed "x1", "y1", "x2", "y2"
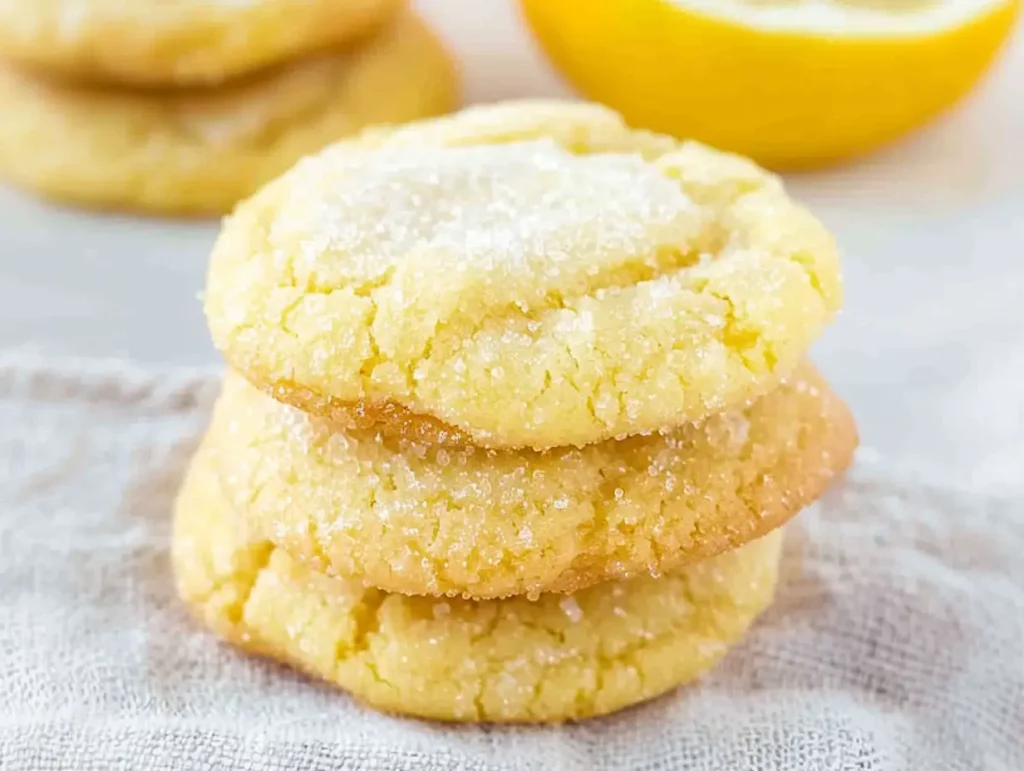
[
  {"x1": 206, "y1": 361, "x2": 855, "y2": 599},
  {"x1": 173, "y1": 458, "x2": 783, "y2": 723},
  {"x1": 206, "y1": 101, "x2": 842, "y2": 449}
]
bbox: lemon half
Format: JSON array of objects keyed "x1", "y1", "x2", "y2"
[{"x1": 521, "y1": 0, "x2": 1020, "y2": 168}]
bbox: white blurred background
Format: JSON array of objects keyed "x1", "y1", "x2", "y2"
[{"x1": 1, "y1": 0, "x2": 1021, "y2": 493}]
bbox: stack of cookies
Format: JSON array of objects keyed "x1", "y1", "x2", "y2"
[
  {"x1": 174, "y1": 101, "x2": 858, "y2": 723},
  {"x1": 0, "y1": 0, "x2": 457, "y2": 214}
]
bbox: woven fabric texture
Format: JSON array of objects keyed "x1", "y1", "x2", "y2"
[{"x1": 0, "y1": 357, "x2": 1021, "y2": 771}]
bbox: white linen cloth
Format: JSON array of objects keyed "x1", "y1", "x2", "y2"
[{"x1": 0, "y1": 354, "x2": 1020, "y2": 771}]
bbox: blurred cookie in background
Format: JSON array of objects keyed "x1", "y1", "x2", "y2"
[
  {"x1": 0, "y1": 0, "x2": 405, "y2": 86},
  {"x1": 0, "y1": 12, "x2": 458, "y2": 215}
]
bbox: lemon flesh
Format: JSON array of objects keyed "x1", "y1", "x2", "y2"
[{"x1": 522, "y1": 0, "x2": 1020, "y2": 168}]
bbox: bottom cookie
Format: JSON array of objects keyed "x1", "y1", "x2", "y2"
[{"x1": 173, "y1": 454, "x2": 784, "y2": 723}]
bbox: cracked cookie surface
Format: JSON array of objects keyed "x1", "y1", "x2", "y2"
[
  {"x1": 0, "y1": 12, "x2": 456, "y2": 214},
  {"x1": 0, "y1": 0, "x2": 403, "y2": 86},
  {"x1": 206, "y1": 361, "x2": 854, "y2": 599},
  {"x1": 173, "y1": 455, "x2": 783, "y2": 723},
  {"x1": 205, "y1": 100, "x2": 842, "y2": 449}
]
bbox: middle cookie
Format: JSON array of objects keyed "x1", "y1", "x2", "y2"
[{"x1": 208, "y1": 362, "x2": 856, "y2": 599}]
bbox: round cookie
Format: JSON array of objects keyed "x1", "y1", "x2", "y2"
[
  {"x1": 206, "y1": 361, "x2": 855, "y2": 599},
  {"x1": 0, "y1": 12, "x2": 457, "y2": 214},
  {"x1": 205, "y1": 100, "x2": 842, "y2": 449},
  {"x1": 173, "y1": 456, "x2": 784, "y2": 723},
  {"x1": 0, "y1": 0, "x2": 403, "y2": 86}
]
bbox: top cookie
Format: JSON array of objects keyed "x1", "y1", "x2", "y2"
[
  {"x1": 206, "y1": 101, "x2": 842, "y2": 450},
  {"x1": 0, "y1": 0, "x2": 402, "y2": 86}
]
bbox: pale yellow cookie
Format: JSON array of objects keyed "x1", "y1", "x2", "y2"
[
  {"x1": 0, "y1": 12, "x2": 457, "y2": 214},
  {"x1": 173, "y1": 456, "x2": 783, "y2": 723},
  {"x1": 205, "y1": 362, "x2": 854, "y2": 599},
  {"x1": 205, "y1": 100, "x2": 842, "y2": 449},
  {"x1": 0, "y1": 0, "x2": 403, "y2": 86}
]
